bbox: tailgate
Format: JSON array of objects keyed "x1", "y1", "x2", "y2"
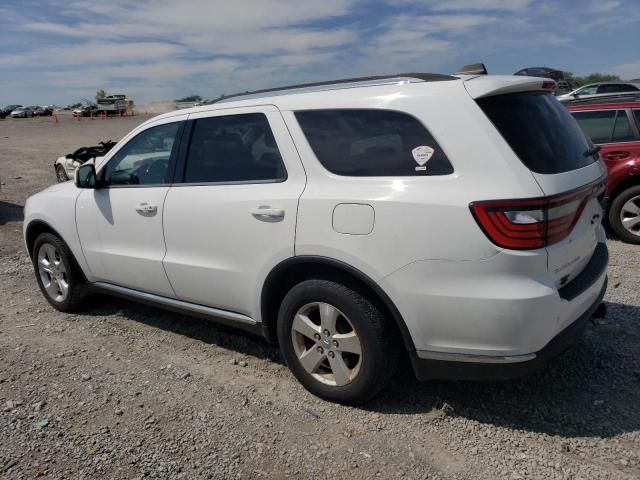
[
  {"x1": 473, "y1": 85, "x2": 608, "y2": 288},
  {"x1": 532, "y1": 162, "x2": 607, "y2": 288}
]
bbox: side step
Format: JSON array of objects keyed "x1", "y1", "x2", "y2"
[{"x1": 91, "y1": 282, "x2": 262, "y2": 336}]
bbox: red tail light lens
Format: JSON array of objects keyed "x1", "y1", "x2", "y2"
[{"x1": 470, "y1": 179, "x2": 605, "y2": 250}]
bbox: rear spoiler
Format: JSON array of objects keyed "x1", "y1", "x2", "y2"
[
  {"x1": 455, "y1": 63, "x2": 488, "y2": 75},
  {"x1": 463, "y1": 75, "x2": 557, "y2": 99}
]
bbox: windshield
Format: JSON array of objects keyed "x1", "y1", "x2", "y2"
[{"x1": 477, "y1": 92, "x2": 595, "y2": 174}]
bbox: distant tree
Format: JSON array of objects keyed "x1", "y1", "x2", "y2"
[
  {"x1": 176, "y1": 95, "x2": 202, "y2": 103},
  {"x1": 563, "y1": 71, "x2": 621, "y2": 87},
  {"x1": 96, "y1": 89, "x2": 107, "y2": 100},
  {"x1": 70, "y1": 102, "x2": 82, "y2": 108}
]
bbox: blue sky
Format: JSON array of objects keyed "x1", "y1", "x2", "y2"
[{"x1": 1, "y1": 0, "x2": 639, "y2": 106}]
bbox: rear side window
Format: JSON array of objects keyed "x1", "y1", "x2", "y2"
[
  {"x1": 295, "y1": 109, "x2": 453, "y2": 176},
  {"x1": 477, "y1": 93, "x2": 593, "y2": 174},
  {"x1": 572, "y1": 110, "x2": 634, "y2": 144},
  {"x1": 634, "y1": 110, "x2": 640, "y2": 129},
  {"x1": 184, "y1": 113, "x2": 286, "y2": 183}
]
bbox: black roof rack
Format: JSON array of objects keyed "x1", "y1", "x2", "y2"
[{"x1": 209, "y1": 73, "x2": 457, "y2": 104}]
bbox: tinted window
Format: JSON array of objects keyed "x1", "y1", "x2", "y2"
[
  {"x1": 634, "y1": 110, "x2": 640, "y2": 129},
  {"x1": 612, "y1": 111, "x2": 634, "y2": 141},
  {"x1": 295, "y1": 109, "x2": 453, "y2": 176},
  {"x1": 571, "y1": 111, "x2": 616, "y2": 144},
  {"x1": 598, "y1": 84, "x2": 639, "y2": 94},
  {"x1": 184, "y1": 113, "x2": 286, "y2": 183},
  {"x1": 477, "y1": 93, "x2": 594, "y2": 174},
  {"x1": 104, "y1": 122, "x2": 181, "y2": 185}
]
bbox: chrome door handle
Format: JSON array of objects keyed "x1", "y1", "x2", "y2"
[
  {"x1": 135, "y1": 202, "x2": 157, "y2": 214},
  {"x1": 251, "y1": 206, "x2": 285, "y2": 221}
]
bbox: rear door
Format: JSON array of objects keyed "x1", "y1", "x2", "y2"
[
  {"x1": 161, "y1": 106, "x2": 306, "y2": 317},
  {"x1": 476, "y1": 92, "x2": 607, "y2": 287},
  {"x1": 571, "y1": 108, "x2": 640, "y2": 165}
]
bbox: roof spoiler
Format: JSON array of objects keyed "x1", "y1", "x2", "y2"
[{"x1": 455, "y1": 63, "x2": 488, "y2": 75}]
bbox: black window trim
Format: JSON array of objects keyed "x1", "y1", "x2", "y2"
[
  {"x1": 293, "y1": 107, "x2": 455, "y2": 178},
  {"x1": 173, "y1": 114, "x2": 289, "y2": 186},
  {"x1": 571, "y1": 108, "x2": 640, "y2": 145},
  {"x1": 96, "y1": 120, "x2": 185, "y2": 189}
]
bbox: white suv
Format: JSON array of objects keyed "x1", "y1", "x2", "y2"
[{"x1": 24, "y1": 73, "x2": 609, "y2": 404}]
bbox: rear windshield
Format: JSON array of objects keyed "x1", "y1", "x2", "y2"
[{"x1": 477, "y1": 92, "x2": 594, "y2": 174}]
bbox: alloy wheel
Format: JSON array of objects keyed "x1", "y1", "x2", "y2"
[
  {"x1": 620, "y1": 194, "x2": 640, "y2": 238},
  {"x1": 291, "y1": 302, "x2": 362, "y2": 386},
  {"x1": 37, "y1": 243, "x2": 69, "y2": 303}
]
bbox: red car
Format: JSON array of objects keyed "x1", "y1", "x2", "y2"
[{"x1": 567, "y1": 101, "x2": 640, "y2": 244}]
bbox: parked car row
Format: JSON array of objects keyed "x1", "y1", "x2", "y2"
[{"x1": 1, "y1": 105, "x2": 54, "y2": 118}]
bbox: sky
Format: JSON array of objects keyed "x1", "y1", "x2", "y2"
[{"x1": 1, "y1": 0, "x2": 639, "y2": 106}]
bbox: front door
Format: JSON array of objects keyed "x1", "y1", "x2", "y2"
[
  {"x1": 76, "y1": 118, "x2": 185, "y2": 296},
  {"x1": 162, "y1": 107, "x2": 306, "y2": 317}
]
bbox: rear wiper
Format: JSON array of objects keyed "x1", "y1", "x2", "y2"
[{"x1": 584, "y1": 145, "x2": 601, "y2": 158}]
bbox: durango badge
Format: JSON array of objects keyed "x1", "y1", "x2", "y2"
[{"x1": 412, "y1": 145, "x2": 435, "y2": 171}]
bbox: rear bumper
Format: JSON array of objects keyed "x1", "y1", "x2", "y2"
[{"x1": 410, "y1": 273, "x2": 607, "y2": 381}]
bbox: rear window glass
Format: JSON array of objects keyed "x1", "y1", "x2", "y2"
[
  {"x1": 571, "y1": 110, "x2": 616, "y2": 144},
  {"x1": 571, "y1": 110, "x2": 635, "y2": 144},
  {"x1": 295, "y1": 109, "x2": 453, "y2": 176},
  {"x1": 477, "y1": 93, "x2": 594, "y2": 174}
]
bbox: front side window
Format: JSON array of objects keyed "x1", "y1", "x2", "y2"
[
  {"x1": 294, "y1": 109, "x2": 454, "y2": 176},
  {"x1": 577, "y1": 85, "x2": 598, "y2": 95},
  {"x1": 184, "y1": 113, "x2": 286, "y2": 183},
  {"x1": 104, "y1": 122, "x2": 181, "y2": 185}
]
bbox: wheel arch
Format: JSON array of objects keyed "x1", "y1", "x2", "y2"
[
  {"x1": 607, "y1": 173, "x2": 640, "y2": 207},
  {"x1": 25, "y1": 220, "x2": 64, "y2": 259},
  {"x1": 260, "y1": 256, "x2": 416, "y2": 351}
]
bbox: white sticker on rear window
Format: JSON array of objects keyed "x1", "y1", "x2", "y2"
[{"x1": 412, "y1": 146, "x2": 434, "y2": 166}]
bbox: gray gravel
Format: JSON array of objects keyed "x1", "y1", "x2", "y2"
[{"x1": 1, "y1": 115, "x2": 639, "y2": 479}]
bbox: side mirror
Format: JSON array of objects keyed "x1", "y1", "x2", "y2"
[
  {"x1": 75, "y1": 163, "x2": 97, "y2": 188},
  {"x1": 572, "y1": 92, "x2": 579, "y2": 98}
]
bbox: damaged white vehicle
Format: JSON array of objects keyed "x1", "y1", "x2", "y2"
[{"x1": 54, "y1": 140, "x2": 117, "y2": 182}]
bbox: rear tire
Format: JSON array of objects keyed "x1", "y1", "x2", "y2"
[
  {"x1": 608, "y1": 185, "x2": 640, "y2": 244},
  {"x1": 32, "y1": 233, "x2": 88, "y2": 312},
  {"x1": 277, "y1": 279, "x2": 398, "y2": 405}
]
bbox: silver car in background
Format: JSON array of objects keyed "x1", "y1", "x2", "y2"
[
  {"x1": 557, "y1": 81, "x2": 640, "y2": 104},
  {"x1": 10, "y1": 106, "x2": 34, "y2": 118}
]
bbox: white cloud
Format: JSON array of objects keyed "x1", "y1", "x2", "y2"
[
  {"x1": 587, "y1": 0, "x2": 622, "y2": 13},
  {"x1": 425, "y1": 0, "x2": 533, "y2": 11},
  {"x1": 610, "y1": 60, "x2": 640, "y2": 80}
]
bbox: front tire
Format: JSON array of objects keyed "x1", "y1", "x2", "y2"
[
  {"x1": 608, "y1": 185, "x2": 640, "y2": 244},
  {"x1": 32, "y1": 233, "x2": 88, "y2": 311},
  {"x1": 277, "y1": 279, "x2": 398, "y2": 405}
]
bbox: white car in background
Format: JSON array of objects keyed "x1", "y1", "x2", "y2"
[
  {"x1": 24, "y1": 72, "x2": 608, "y2": 404},
  {"x1": 54, "y1": 140, "x2": 117, "y2": 182}
]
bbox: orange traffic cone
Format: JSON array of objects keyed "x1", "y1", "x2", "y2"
[{"x1": 53, "y1": 114, "x2": 59, "y2": 123}]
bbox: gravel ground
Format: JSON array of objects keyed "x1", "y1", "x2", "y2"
[{"x1": 1, "y1": 114, "x2": 639, "y2": 479}]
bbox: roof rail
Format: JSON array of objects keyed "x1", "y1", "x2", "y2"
[
  {"x1": 562, "y1": 93, "x2": 640, "y2": 106},
  {"x1": 209, "y1": 73, "x2": 457, "y2": 104}
]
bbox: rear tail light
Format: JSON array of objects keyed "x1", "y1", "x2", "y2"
[{"x1": 470, "y1": 179, "x2": 605, "y2": 250}]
